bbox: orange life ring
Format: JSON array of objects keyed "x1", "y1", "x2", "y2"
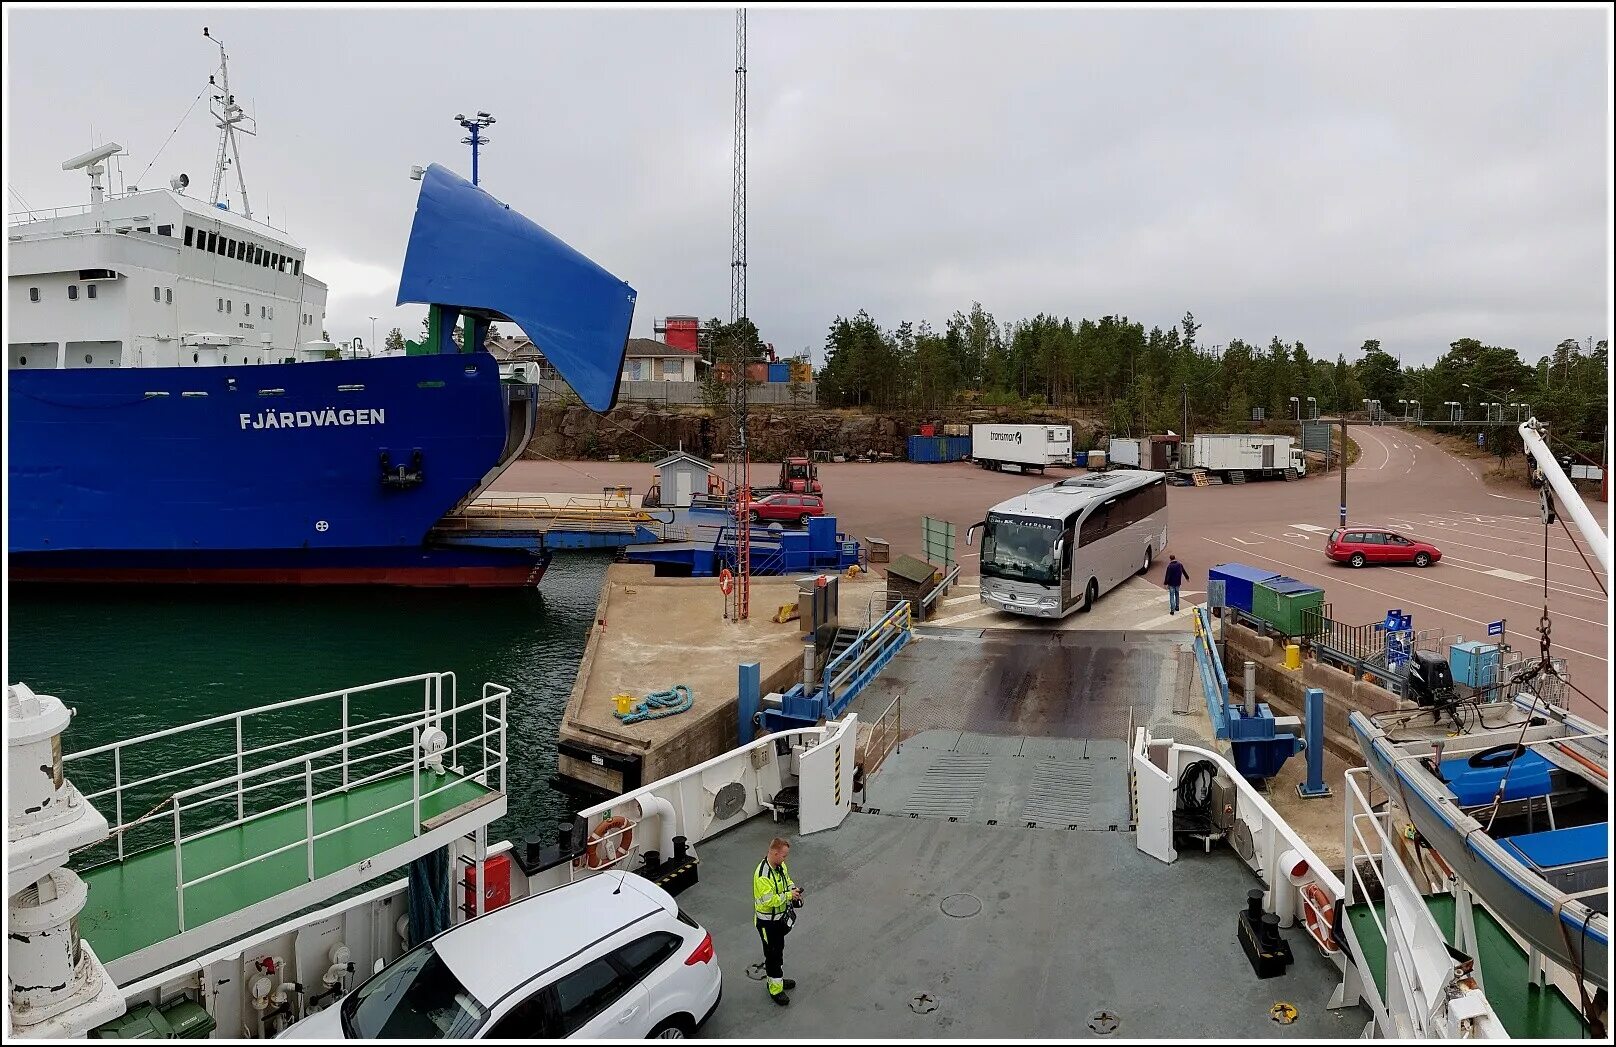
[
  {"x1": 586, "y1": 816, "x2": 634, "y2": 870},
  {"x1": 718, "y1": 568, "x2": 735, "y2": 596},
  {"x1": 1300, "y1": 882, "x2": 1339, "y2": 953}
]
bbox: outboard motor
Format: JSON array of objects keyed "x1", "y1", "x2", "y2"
[{"x1": 1406, "y1": 650, "x2": 1455, "y2": 709}]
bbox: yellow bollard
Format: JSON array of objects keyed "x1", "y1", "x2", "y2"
[
  {"x1": 614, "y1": 693, "x2": 636, "y2": 715},
  {"x1": 1284, "y1": 643, "x2": 1302, "y2": 671}
]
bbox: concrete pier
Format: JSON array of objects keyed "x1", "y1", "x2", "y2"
[{"x1": 556, "y1": 563, "x2": 883, "y2": 795}]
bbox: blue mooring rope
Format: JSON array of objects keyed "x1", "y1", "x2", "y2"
[{"x1": 615, "y1": 684, "x2": 694, "y2": 725}]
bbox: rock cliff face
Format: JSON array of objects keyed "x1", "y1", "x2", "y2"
[{"x1": 524, "y1": 405, "x2": 1101, "y2": 461}]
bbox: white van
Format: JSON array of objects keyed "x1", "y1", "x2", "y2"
[{"x1": 280, "y1": 873, "x2": 721, "y2": 1039}]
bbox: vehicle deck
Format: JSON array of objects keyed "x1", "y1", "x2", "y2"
[
  {"x1": 77, "y1": 768, "x2": 491, "y2": 966},
  {"x1": 687, "y1": 729, "x2": 1365, "y2": 1038},
  {"x1": 1345, "y1": 894, "x2": 1587, "y2": 1038}
]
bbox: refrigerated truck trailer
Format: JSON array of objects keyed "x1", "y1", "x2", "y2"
[
  {"x1": 1182, "y1": 434, "x2": 1306, "y2": 480},
  {"x1": 971, "y1": 424, "x2": 1074, "y2": 473}
]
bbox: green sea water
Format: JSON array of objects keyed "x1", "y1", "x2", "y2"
[{"x1": 5, "y1": 553, "x2": 613, "y2": 846}]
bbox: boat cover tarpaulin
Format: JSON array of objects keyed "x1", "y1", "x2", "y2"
[{"x1": 397, "y1": 164, "x2": 636, "y2": 412}]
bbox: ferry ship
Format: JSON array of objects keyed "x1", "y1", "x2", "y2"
[{"x1": 6, "y1": 31, "x2": 635, "y2": 587}]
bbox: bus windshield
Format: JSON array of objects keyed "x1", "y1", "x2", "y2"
[{"x1": 981, "y1": 514, "x2": 1059, "y2": 585}]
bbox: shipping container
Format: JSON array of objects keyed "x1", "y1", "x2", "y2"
[
  {"x1": 971, "y1": 424, "x2": 1074, "y2": 472},
  {"x1": 768, "y1": 362, "x2": 791, "y2": 383},
  {"x1": 1209, "y1": 562, "x2": 1281, "y2": 614},
  {"x1": 1251, "y1": 577, "x2": 1324, "y2": 636},
  {"x1": 907, "y1": 435, "x2": 972, "y2": 463}
]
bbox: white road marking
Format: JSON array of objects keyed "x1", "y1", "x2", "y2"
[
  {"x1": 1405, "y1": 512, "x2": 1601, "y2": 555},
  {"x1": 1199, "y1": 536, "x2": 1606, "y2": 663},
  {"x1": 1383, "y1": 519, "x2": 1598, "y2": 573},
  {"x1": 1248, "y1": 531, "x2": 1608, "y2": 628},
  {"x1": 1484, "y1": 567, "x2": 1533, "y2": 583},
  {"x1": 929, "y1": 605, "x2": 994, "y2": 627},
  {"x1": 1291, "y1": 523, "x2": 1330, "y2": 533},
  {"x1": 941, "y1": 594, "x2": 979, "y2": 607},
  {"x1": 1227, "y1": 536, "x2": 1264, "y2": 545},
  {"x1": 1430, "y1": 551, "x2": 1607, "y2": 601}
]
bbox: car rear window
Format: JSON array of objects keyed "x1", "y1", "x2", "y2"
[{"x1": 1329, "y1": 530, "x2": 1341, "y2": 543}]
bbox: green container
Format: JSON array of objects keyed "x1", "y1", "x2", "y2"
[
  {"x1": 91, "y1": 999, "x2": 217, "y2": 1039},
  {"x1": 1251, "y1": 577, "x2": 1324, "y2": 638}
]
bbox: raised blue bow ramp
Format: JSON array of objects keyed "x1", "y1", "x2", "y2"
[{"x1": 397, "y1": 164, "x2": 637, "y2": 412}]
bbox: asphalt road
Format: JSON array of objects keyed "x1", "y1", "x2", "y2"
[{"x1": 496, "y1": 429, "x2": 1608, "y2": 716}]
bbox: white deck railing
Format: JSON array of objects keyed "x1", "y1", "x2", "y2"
[
  {"x1": 1341, "y1": 767, "x2": 1507, "y2": 1038},
  {"x1": 65, "y1": 673, "x2": 508, "y2": 932}
]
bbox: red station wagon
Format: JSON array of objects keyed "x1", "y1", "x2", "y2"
[
  {"x1": 738, "y1": 492, "x2": 825, "y2": 526},
  {"x1": 1327, "y1": 527, "x2": 1442, "y2": 568}
]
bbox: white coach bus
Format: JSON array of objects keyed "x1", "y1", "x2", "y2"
[{"x1": 966, "y1": 471, "x2": 1169, "y2": 618}]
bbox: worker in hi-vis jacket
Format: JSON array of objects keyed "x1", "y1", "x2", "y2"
[{"x1": 753, "y1": 836, "x2": 801, "y2": 1005}]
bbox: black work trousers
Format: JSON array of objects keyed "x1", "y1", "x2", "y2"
[{"x1": 756, "y1": 917, "x2": 790, "y2": 978}]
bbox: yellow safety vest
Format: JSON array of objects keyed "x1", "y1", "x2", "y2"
[{"x1": 753, "y1": 858, "x2": 795, "y2": 921}]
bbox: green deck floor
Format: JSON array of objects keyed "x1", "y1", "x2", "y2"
[
  {"x1": 79, "y1": 770, "x2": 490, "y2": 965},
  {"x1": 1346, "y1": 894, "x2": 1588, "y2": 1038}
]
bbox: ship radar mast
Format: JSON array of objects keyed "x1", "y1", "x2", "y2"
[{"x1": 204, "y1": 25, "x2": 257, "y2": 219}]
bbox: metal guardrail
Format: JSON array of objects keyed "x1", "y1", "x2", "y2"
[
  {"x1": 918, "y1": 562, "x2": 963, "y2": 617},
  {"x1": 66, "y1": 673, "x2": 508, "y2": 932},
  {"x1": 822, "y1": 601, "x2": 913, "y2": 719},
  {"x1": 856, "y1": 693, "x2": 902, "y2": 790},
  {"x1": 1192, "y1": 606, "x2": 1232, "y2": 738}
]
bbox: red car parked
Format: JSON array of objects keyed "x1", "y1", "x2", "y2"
[
  {"x1": 737, "y1": 492, "x2": 825, "y2": 526},
  {"x1": 1327, "y1": 527, "x2": 1442, "y2": 568}
]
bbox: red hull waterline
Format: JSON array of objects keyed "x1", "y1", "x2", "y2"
[{"x1": 8, "y1": 563, "x2": 548, "y2": 588}]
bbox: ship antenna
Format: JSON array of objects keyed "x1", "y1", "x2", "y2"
[{"x1": 203, "y1": 26, "x2": 257, "y2": 219}]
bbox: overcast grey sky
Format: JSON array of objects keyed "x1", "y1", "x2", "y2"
[{"x1": 6, "y1": 6, "x2": 1610, "y2": 366}]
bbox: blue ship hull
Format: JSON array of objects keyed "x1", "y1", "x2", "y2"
[{"x1": 8, "y1": 352, "x2": 545, "y2": 586}]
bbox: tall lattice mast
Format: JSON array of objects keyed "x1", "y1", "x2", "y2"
[
  {"x1": 203, "y1": 27, "x2": 256, "y2": 219},
  {"x1": 725, "y1": 8, "x2": 751, "y2": 621}
]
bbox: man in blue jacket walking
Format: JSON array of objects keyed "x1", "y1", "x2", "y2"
[{"x1": 1163, "y1": 554, "x2": 1188, "y2": 614}]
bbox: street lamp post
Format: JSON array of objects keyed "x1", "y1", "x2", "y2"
[
  {"x1": 1398, "y1": 398, "x2": 1409, "y2": 421},
  {"x1": 1306, "y1": 396, "x2": 1317, "y2": 421},
  {"x1": 1409, "y1": 399, "x2": 1420, "y2": 422},
  {"x1": 1290, "y1": 396, "x2": 1300, "y2": 422},
  {"x1": 369, "y1": 315, "x2": 377, "y2": 355}
]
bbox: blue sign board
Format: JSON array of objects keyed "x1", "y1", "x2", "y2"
[{"x1": 1487, "y1": 620, "x2": 1504, "y2": 637}]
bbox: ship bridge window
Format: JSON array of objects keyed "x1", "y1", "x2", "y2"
[
  {"x1": 228, "y1": 238, "x2": 238, "y2": 260},
  {"x1": 158, "y1": 224, "x2": 172, "y2": 236},
  {"x1": 227, "y1": 300, "x2": 233, "y2": 314},
  {"x1": 153, "y1": 286, "x2": 161, "y2": 302},
  {"x1": 88, "y1": 285, "x2": 97, "y2": 300},
  {"x1": 218, "y1": 298, "x2": 224, "y2": 312},
  {"x1": 207, "y1": 231, "x2": 217, "y2": 253},
  {"x1": 184, "y1": 226, "x2": 195, "y2": 247},
  {"x1": 29, "y1": 287, "x2": 39, "y2": 302},
  {"x1": 293, "y1": 258, "x2": 301, "y2": 276},
  {"x1": 68, "y1": 285, "x2": 78, "y2": 300},
  {"x1": 137, "y1": 226, "x2": 150, "y2": 234},
  {"x1": 165, "y1": 289, "x2": 172, "y2": 305}
]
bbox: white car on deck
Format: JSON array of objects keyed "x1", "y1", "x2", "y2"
[{"x1": 280, "y1": 873, "x2": 721, "y2": 1039}]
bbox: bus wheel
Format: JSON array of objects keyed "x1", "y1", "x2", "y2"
[
  {"x1": 1081, "y1": 578, "x2": 1098, "y2": 613},
  {"x1": 1139, "y1": 546, "x2": 1153, "y2": 576}
]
